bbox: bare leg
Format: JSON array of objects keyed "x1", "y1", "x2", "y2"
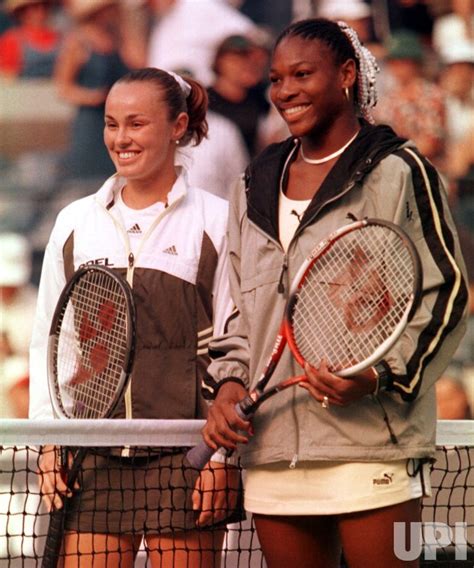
[
  {"x1": 253, "y1": 514, "x2": 341, "y2": 568},
  {"x1": 63, "y1": 532, "x2": 141, "y2": 567},
  {"x1": 146, "y1": 529, "x2": 225, "y2": 568},
  {"x1": 338, "y1": 498, "x2": 422, "y2": 568}
]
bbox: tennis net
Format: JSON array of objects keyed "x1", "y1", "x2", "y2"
[{"x1": 0, "y1": 419, "x2": 472, "y2": 567}]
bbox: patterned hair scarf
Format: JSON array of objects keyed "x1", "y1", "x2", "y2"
[{"x1": 338, "y1": 21, "x2": 379, "y2": 123}]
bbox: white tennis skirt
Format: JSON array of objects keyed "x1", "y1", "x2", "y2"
[{"x1": 244, "y1": 459, "x2": 432, "y2": 515}]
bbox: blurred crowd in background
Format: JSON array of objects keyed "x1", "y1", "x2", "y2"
[{"x1": 0, "y1": 0, "x2": 472, "y2": 420}]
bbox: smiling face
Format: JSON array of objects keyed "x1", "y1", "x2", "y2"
[
  {"x1": 269, "y1": 35, "x2": 354, "y2": 139},
  {"x1": 104, "y1": 80, "x2": 188, "y2": 185}
]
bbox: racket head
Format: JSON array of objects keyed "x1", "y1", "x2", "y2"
[
  {"x1": 47, "y1": 266, "x2": 136, "y2": 419},
  {"x1": 286, "y1": 218, "x2": 422, "y2": 376}
]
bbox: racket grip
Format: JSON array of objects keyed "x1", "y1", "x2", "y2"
[
  {"x1": 186, "y1": 442, "x2": 216, "y2": 470},
  {"x1": 186, "y1": 400, "x2": 253, "y2": 470},
  {"x1": 41, "y1": 508, "x2": 65, "y2": 568},
  {"x1": 236, "y1": 396, "x2": 256, "y2": 419}
]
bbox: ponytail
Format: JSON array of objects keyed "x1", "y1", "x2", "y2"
[{"x1": 181, "y1": 76, "x2": 208, "y2": 146}]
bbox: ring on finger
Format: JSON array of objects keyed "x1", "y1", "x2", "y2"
[{"x1": 321, "y1": 395, "x2": 330, "y2": 409}]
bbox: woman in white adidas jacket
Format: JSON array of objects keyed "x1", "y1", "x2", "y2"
[{"x1": 30, "y1": 68, "x2": 240, "y2": 568}]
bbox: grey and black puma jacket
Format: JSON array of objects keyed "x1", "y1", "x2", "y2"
[{"x1": 203, "y1": 122, "x2": 469, "y2": 468}]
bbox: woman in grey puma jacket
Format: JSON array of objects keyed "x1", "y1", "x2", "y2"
[
  {"x1": 203, "y1": 120, "x2": 469, "y2": 469},
  {"x1": 200, "y1": 16, "x2": 468, "y2": 568}
]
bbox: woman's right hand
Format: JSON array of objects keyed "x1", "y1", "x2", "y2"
[
  {"x1": 37, "y1": 445, "x2": 74, "y2": 511},
  {"x1": 202, "y1": 381, "x2": 253, "y2": 451}
]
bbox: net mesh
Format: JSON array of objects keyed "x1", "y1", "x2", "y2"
[
  {"x1": 292, "y1": 224, "x2": 417, "y2": 372},
  {"x1": 0, "y1": 419, "x2": 472, "y2": 567}
]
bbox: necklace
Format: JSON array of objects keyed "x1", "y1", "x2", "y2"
[{"x1": 299, "y1": 131, "x2": 359, "y2": 165}]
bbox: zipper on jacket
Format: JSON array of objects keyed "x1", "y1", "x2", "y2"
[
  {"x1": 292, "y1": 181, "x2": 356, "y2": 244},
  {"x1": 100, "y1": 192, "x2": 184, "y2": 456},
  {"x1": 101, "y1": 194, "x2": 184, "y2": 423},
  {"x1": 278, "y1": 256, "x2": 288, "y2": 294},
  {"x1": 374, "y1": 396, "x2": 398, "y2": 444},
  {"x1": 289, "y1": 454, "x2": 298, "y2": 469},
  {"x1": 122, "y1": 252, "x2": 135, "y2": 452}
]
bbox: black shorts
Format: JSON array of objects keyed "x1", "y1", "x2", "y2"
[{"x1": 64, "y1": 449, "x2": 244, "y2": 534}]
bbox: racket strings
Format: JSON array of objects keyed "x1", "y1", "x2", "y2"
[
  {"x1": 292, "y1": 225, "x2": 416, "y2": 371},
  {"x1": 54, "y1": 271, "x2": 130, "y2": 418}
]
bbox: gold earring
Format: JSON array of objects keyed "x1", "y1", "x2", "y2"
[{"x1": 344, "y1": 87, "x2": 350, "y2": 101}]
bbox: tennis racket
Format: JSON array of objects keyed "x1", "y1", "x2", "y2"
[
  {"x1": 41, "y1": 265, "x2": 136, "y2": 568},
  {"x1": 187, "y1": 218, "x2": 422, "y2": 469}
]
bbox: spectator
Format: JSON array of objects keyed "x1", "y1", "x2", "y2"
[
  {"x1": 0, "y1": 0, "x2": 61, "y2": 78},
  {"x1": 208, "y1": 33, "x2": 270, "y2": 157},
  {"x1": 440, "y1": 40, "x2": 474, "y2": 143},
  {"x1": 147, "y1": 0, "x2": 258, "y2": 87},
  {"x1": 432, "y1": 0, "x2": 474, "y2": 63},
  {"x1": 0, "y1": 232, "x2": 36, "y2": 418},
  {"x1": 55, "y1": 0, "x2": 143, "y2": 181},
  {"x1": 385, "y1": 0, "x2": 434, "y2": 40},
  {"x1": 316, "y1": 0, "x2": 374, "y2": 43},
  {"x1": 449, "y1": 230, "x2": 474, "y2": 412},
  {"x1": 238, "y1": 0, "x2": 293, "y2": 37},
  {"x1": 373, "y1": 29, "x2": 447, "y2": 169},
  {"x1": 0, "y1": 2, "x2": 14, "y2": 35}
]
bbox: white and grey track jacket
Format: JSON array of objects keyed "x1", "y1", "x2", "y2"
[
  {"x1": 30, "y1": 169, "x2": 232, "y2": 421},
  {"x1": 203, "y1": 122, "x2": 469, "y2": 468}
]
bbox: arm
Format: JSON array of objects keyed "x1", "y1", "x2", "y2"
[
  {"x1": 54, "y1": 34, "x2": 107, "y2": 107},
  {"x1": 202, "y1": 180, "x2": 252, "y2": 398},
  {"x1": 0, "y1": 31, "x2": 22, "y2": 76},
  {"x1": 29, "y1": 222, "x2": 72, "y2": 506},
  {"x1": 193, "y1": 193, "x2": 249, "y2": 525},
  {"x1": 379, "y1": 149, "x2": 468, "y2": 401},
  {"x1": 204, "y1": 197, "x2": 252, "y2": 447},
  {"x1": 29, "y1": 233, "x2": 67, "y2": 419},
  {"x1": 201, "y1": 180, "x2": 254, "y2": 448},
  {"x1": 117, "y1": 2, "x2": 148, "y2": 70}
]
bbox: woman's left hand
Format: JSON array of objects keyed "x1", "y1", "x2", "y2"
[
  {"x1": 300, "y1": 360, "x2": 377, "y2": 407},
  {"x1": 192, "y1": 461, "x2": 241, "y2": 527}
]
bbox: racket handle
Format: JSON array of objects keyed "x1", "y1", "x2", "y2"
[
  {"x1": 41, "y1": 508, "x2": 65, "y2": 568},
  {"x1": 41, "y1": 447, "x2": 86, "y2": 567},
  {"x1": 236, "y1": 396, "x2": 256, "y2": 419},
  {"x1": 186, "y1": 442, "x2": 216, "y2": 470},
  {"x1": 186, "y1": 401, "x2": 253, "y2": 470}
]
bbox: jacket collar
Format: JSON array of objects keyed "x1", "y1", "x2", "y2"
[
  {"x1": 245, "y1": 121, "x2": 408, "y2": 240},
  {"x1": 95, "y1": 167, "x2": 190, "y2": 210}
]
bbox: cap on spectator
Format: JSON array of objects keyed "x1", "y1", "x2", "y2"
[
  {"x1": 212, "y1": 34, "x2": 258, "y2": 75},
  {"x1": 215, "y1": 34, "x2": 256, "y2": 58},
  {"x1": 5, "y1": 0, "x2": 49, "y2": 13},
  {"x1": 0, "y1": 233, "x2": 31, "y2": 287},
  {"x1": 386, "y1": 30, "x2": 424, "y2": 61},
  {"x1": 442, "y1": 41, "x2": 474, "y2": 65},
  {"x1": 318, "y1": 0, "x2": 371, "y2": 21},
  {"x1": 67, "y1": 0, "x2": 117, "y2": 20}
]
